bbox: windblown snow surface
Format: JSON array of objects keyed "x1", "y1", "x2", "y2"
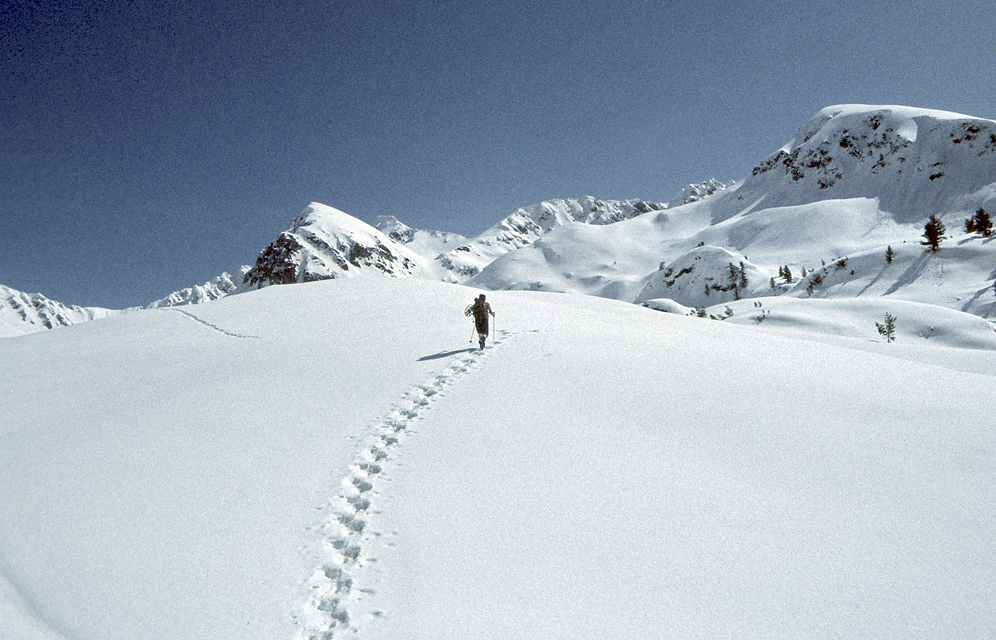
[{"x1": 1, "y1": 278, "x2": 994, "y2": 639}]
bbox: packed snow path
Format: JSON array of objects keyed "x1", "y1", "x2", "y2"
[{"x1": 294, "y1": 330, "x2": 510, "y2": 638}]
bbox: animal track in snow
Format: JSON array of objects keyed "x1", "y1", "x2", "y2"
[{"x1": 294, "y1": 330, "x2": 509, "y2": 639}]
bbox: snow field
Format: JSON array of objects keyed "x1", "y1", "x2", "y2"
[
  {"x1": 295, "y1": 331, "x2": 509, "y2": 638},
  {"x1": 0, "y1": 279, "x2": 493, "y2": 639},
  {"x1": 303, "y1": 287, "x2": 996, "y2": 638},
  {"x1": 1, "y1": 278, "x2": 995, "y2": 639}
]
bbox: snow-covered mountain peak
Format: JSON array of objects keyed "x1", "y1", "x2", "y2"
[
  {"x1": 729, "y1": 104, "x2": 996, "y2": 224},
  {"x1": 433, "y1": 197, "x2": 666, "y2": 282},
  {"x1": 776, "y1": 104, "x2": 994, "y2": 162},
  {"x1": 668, "y1": 179, "x2": 731, "y2": 208},
  {"x1": 146, "y1": 270, "x2": 247, "y2": 309},
  {"x1": 1, "y1": 284, "x2": 117, "y2": 337},
  {"x1": 516, "y1": 196, "x2": 667, "y2": 231},
  {"x1": 790, "y1": 104, "x2": 983, "y2": 149},
  {"x1": 242, "y1": 203, "x2": 429, "y2": 289},
  {"x1": 372, "y1": 214, "x2": 468, "y2": 265}
]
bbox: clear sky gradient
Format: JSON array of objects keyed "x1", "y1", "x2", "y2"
[{"x1": 3, "y1": 0, "x2": 995, "y2": 308}]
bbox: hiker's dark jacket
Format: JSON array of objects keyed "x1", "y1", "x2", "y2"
[{"x1": 465, "y1": 299, "x2": 493, "y2": 334}]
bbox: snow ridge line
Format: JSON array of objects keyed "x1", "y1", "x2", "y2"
[
  {"x1": 294, "y1": 330, "x2": 509, "y2": 639},
  {"x1": 165, "y1": 308, "x2": 259, "y2": 338}
]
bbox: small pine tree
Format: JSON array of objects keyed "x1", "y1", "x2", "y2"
[
  {"x1": 782, "y1": 265, "x2": 792, "y2": 283},
  {"x1": 738, "y1": 262, "x2": 748, "y2": 290},
  {"x1": 876, "y1": 312, "x2": 896, "y2": 343},
  {"x1": 922, "y1": 215, "x2": 946, "y2": 251},
  {"x1": 973, "y1": 207, "x2": 993, "y2": 237},
  {"x1": 727, "y1": 263, "x2": 741, "y2": 300},
  {"x1": 885, "y1": 245, "x2": 894, "y2": 263}
]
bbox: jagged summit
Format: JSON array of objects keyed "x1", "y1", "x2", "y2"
[
  {"x1": 515, "y1": 196, "x2": 667, "y2": 231},
  {"x1": 716, "y1": 104, "x2": 996, "y2": 224},
  {"x1": 146, "y1": 270, "x2": 246, "y2": 309},
  {"x1": 242, "y1": 203, "x2": 429, "y2": 289},
  {"x1": 668, "y1": 179, "x2": 730, "y2": 208},
  {"x1": 433, "y1": 197, "x2": 667, "y2": 282},
  {"x1": 373, "y1": 215, "x2": 467, "y2": 265},
  {"x1": 1, "y1": 284, "x2": 116, "y2": 337}
]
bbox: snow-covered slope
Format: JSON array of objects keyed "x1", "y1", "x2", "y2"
[
  {"x1": 0, "y1": 284, "x2": 117, "y2": 337},
  {"x1": 373, "y1": 215, "x2": 467, "y2": 263},
  {"x1": 710, "y1": 295, "x2": 996, "y2": 352},
  {"x1": 468, "y1": 213, "x2": 679, "y2": 300},
  {"x1": 242, "y1": 203, "x2": 430, "y2": 289},
  {"x1": 1, "y1": 278, "x2": 994, "y2": 640},
  {"x1": 434, "y1": 197, "x2": 666, "y2": 282},
  {"x1": 433, "y1": 209, "x2": 545, "y2": 282},
  {"x1": 475, "y1": 106, "x2": 996, "y2": 320},
  {"x1": 636, "y1": 244, "x2": 772, "y2": 308}
]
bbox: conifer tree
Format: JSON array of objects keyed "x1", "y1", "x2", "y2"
[
  {"x1": 922, "y1": 215, "x2": 946, "y2": 251},
  {"x1": 974, "y1": 207, "x2": 993, "y2": 237},
  {"x1": 876, "y1": 312, "x2": 896, "y2": 343},
  {"x1": 885, "y1": 245, "x2": 894, "y2": 263},
  {"x1": 727, "y1": 263, "x2": 741, "y2": 300}
]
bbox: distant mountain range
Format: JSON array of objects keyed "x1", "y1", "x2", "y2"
[
  {"x1": 5, "y1": 104, "x2": 996, "y2": 337},
  {"x1": 0, "y1": 284, "x2": 119, "y2": 337}
]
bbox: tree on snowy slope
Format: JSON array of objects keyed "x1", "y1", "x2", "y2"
[
  {"x1": 964, "y1": 207, "x2": 993, "y2": 237},
  {"x1": 876, "y1": 312, "x2": 897, "y2": 342},
  {"x1": 727, "y1": 262, "x2": 748, "y2": 300},
  {"x1": 978, "y1": 209, "x2": 994, "y2": 237},
  {"x1": 922, "y1": 215, "x2": 946, "y2": 251}
]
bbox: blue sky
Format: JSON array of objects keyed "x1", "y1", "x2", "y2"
[{"x1": 3, "y1": 0, "x2": 995, "y2": 309}]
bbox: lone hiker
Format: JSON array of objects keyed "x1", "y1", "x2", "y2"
[{"x1": 465, "y1": 294, "x2": 495, "y2": 350}]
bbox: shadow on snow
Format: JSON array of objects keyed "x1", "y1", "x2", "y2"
[{"x1": 417, "y1": 348, "x2": 478, "y2": 362}]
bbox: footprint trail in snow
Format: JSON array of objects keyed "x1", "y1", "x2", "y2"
[{"x1": 294, "y1": 331, "x2": 509, "y2": 639}]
